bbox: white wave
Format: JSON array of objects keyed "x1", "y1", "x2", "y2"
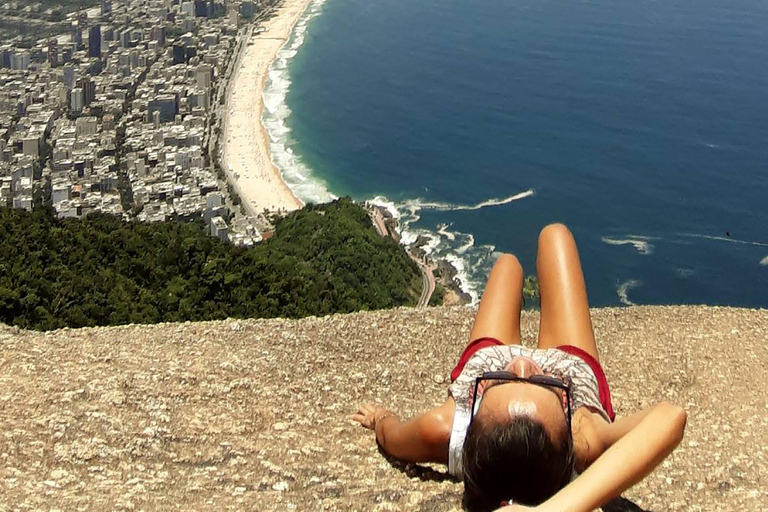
[
  {"x1": 453, "y1": 189, "x2": 535, "y2": 211},
  {"x1": 682, "y1": 233, "x2": 768, "y2": 248},
  {"x1": 760, "y1": 255, "x2": 768, "y2": 266},
  {"x1": 437, "y1": 223, "x2": 457, "y2": 241},
  {"x1": 617, "y1": 279, "x2": 641, "y2": 306},
  {"x1": 456, "y1": 233, "x2": 475, "y2": 254},
  {"x1": 368, "y1": 196, "x2": 400, "y2": 221},
  {"x1": 366, "y1": 194, "x2": 506, "y2": 302},
  {"x1": 261, "y1": 0, "x2": 335, "y2": 206},
  {"x1": 601, "y1": 236, "x2": 654, "y2": 255},
  {"x1": 407, "y1": 189, "x2": 535, "y2": 212},
  {"x1": 444, "y1": 253, "x2": 475, "y2": 301}
]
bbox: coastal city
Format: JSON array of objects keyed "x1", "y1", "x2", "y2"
[{"x1": 0, "y1": 0, "x2": 288, "y2": 246}]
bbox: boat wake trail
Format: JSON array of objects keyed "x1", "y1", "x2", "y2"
[
  {"x1": 683, "y1": 233, "x2": 768, "y2": 266},
  {"x1": 682, "y1": 233, "x2": 768, "y2": 248},
  {"x1": 410, "y1": 189, "x2": 535, "y2": 212}
]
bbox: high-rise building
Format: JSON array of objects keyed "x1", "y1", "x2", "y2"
[
  {"x1": 148, "y1": 94, "x2": 178, "y2": 123},
  {"x1": 71, "y1": 20, "x2": 83, "y2": 50},
  {"x1": 48, "y1": 38, "x2": 59, "y2": 67},
  {"x1": 63, "y1": 63, "x2": 76, "y2": 89},
  {"x1": 151, "y1": 25, "x2": 166, "y2": 46},
  {"x1": 181, "y1": 1, "x2": 195, "y2": 17},
  {"x1": 89, "y1": 26, "x2": 102, "y2": 58},
  {"x1": 1, "y1": 48, "x2": 11, "y2": 68},
  {"x1": 119, "y1": 29, "x2": 131, "y2": 48},
  {"x1": 196, "y1": 64, "x2": 212, "y2": 90},
  {"x1": 194, "y1": 0, "x2": 208, "y2": 17},
  {"x1": 10, "y1": 51, "x2": 31, "y2": 71},
  {"x1": 77, "y1": 78, "x2": 96, "y2": 106},
  {"x1": 172, "y1": 45, "x2": 186, "y2": 65},
  {"x1": 70, "y1": 88, "x2": 85, "y2": 113}
]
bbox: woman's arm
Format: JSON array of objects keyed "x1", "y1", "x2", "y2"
[
  {"x1": 574, "y1": 401, "x2": 676, "y2": 471},
  {"x1": 350, "y1": 399, "x2": 454, "y2": 464},
  {"x1": 504, "y1": 401, "x2": 687, "y2": 512}
]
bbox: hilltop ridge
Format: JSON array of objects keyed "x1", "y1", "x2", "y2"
[{"x1": 1, "y1": 305, "x2": 767, "y2": 511}]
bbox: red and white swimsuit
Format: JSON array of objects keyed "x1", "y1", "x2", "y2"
[{"x1": 447, "y1": 341, "x2": 615, "y2": 480}]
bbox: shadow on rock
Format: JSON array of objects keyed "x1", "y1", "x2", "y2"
[{"x1": 378, "y1": 444, "x2": 459, "y2": 483}]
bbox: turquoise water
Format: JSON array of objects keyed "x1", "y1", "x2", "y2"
[{"x1": 265, "y1": 0, "x2": 768, "y2": 306}]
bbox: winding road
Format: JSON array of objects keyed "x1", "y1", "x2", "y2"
[{"x1": 369, "y1": 207, "x2": 435, "y2": 307}]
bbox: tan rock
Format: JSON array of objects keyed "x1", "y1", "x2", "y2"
[{"x1": 0, "y1": 306, "x2": 766, "y2": 510}]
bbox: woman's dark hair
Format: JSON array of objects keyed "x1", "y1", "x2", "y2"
[{"x1": 462, "y1": 415, "x2": 574, "y2": 512}]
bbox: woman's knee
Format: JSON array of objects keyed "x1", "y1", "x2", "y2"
[
  {"x1": 492, "y1": 253, "x2": 523, "y2": 277},
  {"x1": 539, "y1": 223, "x2": 573, "y2": 243},
  {"x1": 538, "y1": 223, "x2": 576, "y2": 253}
]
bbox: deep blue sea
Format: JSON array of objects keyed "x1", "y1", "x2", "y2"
[{"x1": 264, "y1": 0, "x2": 768, "y2": 306}]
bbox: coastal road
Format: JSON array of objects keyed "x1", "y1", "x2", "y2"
[
  {"x1": 416, "y1": 263, "x2": 436, "y2": 308},
  {"x1": 369, "y1": 206, "x2": 435, "y2": 307},
  {"x1": 370, "y1": 208, "x2": 388, "y2": 237}
]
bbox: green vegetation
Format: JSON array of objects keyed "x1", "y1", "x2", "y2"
[
  {"x1": 523, "y1": 275, "x2": 540, "y2": 306},
  {"x1": 429, "y1": 284, "x2": 445, "y2": 307},
  {"x1": 0, "y1": 198, "x2": 422, "y2": 331}
]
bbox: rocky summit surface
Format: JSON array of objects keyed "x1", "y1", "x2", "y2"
[{"x1": 1, "y1": 306, "x2": 767, "y2": 511}]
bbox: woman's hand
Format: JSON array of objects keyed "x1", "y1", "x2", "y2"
[{"x1": 349, "y1": 403, "x2": 394, "y2": 430}]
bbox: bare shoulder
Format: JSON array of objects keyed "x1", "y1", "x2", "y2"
[
  {"x1": 421, "y1": 397, "x2": 455, "y2": 446},
  {"x1": 572, "y1": 406, "x2": 611, "y2": 472}
]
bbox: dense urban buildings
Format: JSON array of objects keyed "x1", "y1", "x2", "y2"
[{"x1": 0, "y1": 0, "x2": 273, "y2": 246}]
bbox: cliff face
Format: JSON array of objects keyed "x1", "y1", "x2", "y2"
[{"x1": 1, "y1": 306, "x2": 766, "y2": 511}]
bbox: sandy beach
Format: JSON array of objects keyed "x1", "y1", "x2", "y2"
[{"x1": 221, "y1": 0, "x2": 311, "y2": 216}]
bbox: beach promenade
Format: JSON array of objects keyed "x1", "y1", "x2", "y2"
[{"x1": 221, "y1": 0, "x2": 311, "y2": 216}]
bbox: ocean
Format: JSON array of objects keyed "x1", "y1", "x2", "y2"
[{"x1": 263, "y1": 0, "x2": 768, "y2": 307}]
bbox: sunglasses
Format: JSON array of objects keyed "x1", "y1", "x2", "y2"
[{"x1": 469, "y1": 371, "x2": 572, "y2": 435}]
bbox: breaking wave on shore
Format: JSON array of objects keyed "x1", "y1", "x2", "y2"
[
  {"x1": 262, "y1": 0, "x2": 336, "y2": 205},
  {"x1": 261, "y1": 1, "x2": 534, "y2": 302},
  {"x1": 369, "y1": 190, "x2": 535, "y2": 303}
]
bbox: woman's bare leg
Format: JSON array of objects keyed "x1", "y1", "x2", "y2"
[
  {"x1": 536, "y1": 224, "x2": 600, "y2": 361},
  {"x1": 468, "y1": 253, "x2": 524, "y2": 345}
]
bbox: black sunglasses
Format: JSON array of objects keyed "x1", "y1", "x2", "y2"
[{"x1": 469, "y1": 371, "x2": 572, "y2": 434}]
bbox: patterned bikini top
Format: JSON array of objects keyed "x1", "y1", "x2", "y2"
[{"x1": 447, "y1": 345, "x2": 611, "y2": 480}]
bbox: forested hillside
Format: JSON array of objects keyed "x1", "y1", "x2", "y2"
[{"x1": 0, "y1": 198, "x2": 421, "y2": 330}]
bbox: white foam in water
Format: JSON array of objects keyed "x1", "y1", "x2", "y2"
[
  {"x1": 601, "y1": 236, "x2": 654, "y2": 255},
  {"x1": 437, "y1": 224, "x2": 457, "y2": 241},
  {"x1": 682, "y1": 233, "x2": 768, "y2": 247},
  {"x1": 262, "y1": 0, "x2": 336, "y2": 206},
  {"x1": 405, "y1": 189, "x2": 535, "y2": 213},
  {"x1": 369, "y1": 191, "x2": 536, "y2": 303},
  {"x1": 616, "y1": 279, "x2": 642, "y2": 306},
  {"x1": 760, "y1": 255, "x2": 768, "y2": 266},
  {"x1": 456, "y1": 234, "x2": 475, "y2": 255}
]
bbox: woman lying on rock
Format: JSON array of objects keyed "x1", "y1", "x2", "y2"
[{"x1": 351, "y1": 223, "x2": 687, "y2": 512}]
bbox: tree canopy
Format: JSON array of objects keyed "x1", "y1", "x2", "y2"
[{"x1": 0, "y1": 198, "x2": 422, "y2": 330}]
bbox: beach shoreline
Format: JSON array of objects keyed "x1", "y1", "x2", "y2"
[{"x1": 221, "y1": 0, "x2": 313, "y2": 217}]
